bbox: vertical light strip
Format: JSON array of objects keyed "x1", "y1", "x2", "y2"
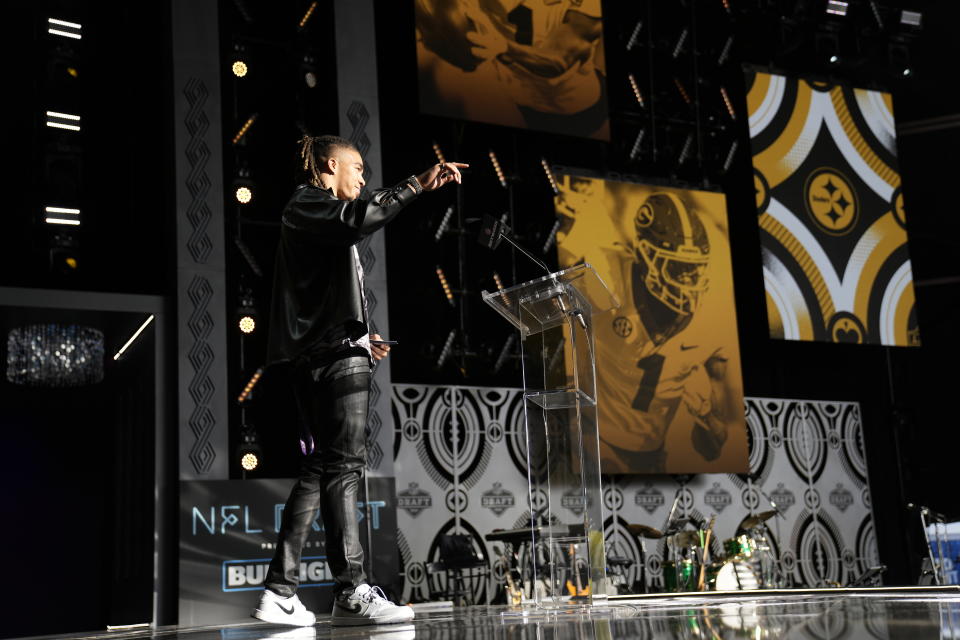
[
  {"x1": 541, "y1": 158, "x2": 559, "y2": 194},
  {"x1": 488, "y1": 150, "x2": 507, "y2": 188},
  {"x1": 629, "y1": 73, "x2": 645, "y2": 108}
]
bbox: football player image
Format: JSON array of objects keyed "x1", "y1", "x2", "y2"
[
  {"x1": 415, "y1": 0, "x2": 609, "y2": 139},
  {"x1": 556, "y1": 178, "x2": 747, "y2": 474}
]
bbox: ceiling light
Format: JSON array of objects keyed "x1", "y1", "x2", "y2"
[
  {"x1": 826, "y1": 1, "x2": 848, "y2": 17},
  {"x1": 900, "y1": 10, "x2": 922, "y2": 27},
  {"x1": 48, "y1": 17, "x2": 81, "y2": 39}
]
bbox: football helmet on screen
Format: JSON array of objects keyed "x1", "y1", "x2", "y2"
[{"x1": 633, "y1": 192, "x2": 710, "y2": 316}]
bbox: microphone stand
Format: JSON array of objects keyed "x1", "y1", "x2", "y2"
[
  {"x1": 661, "y1": 491, "x2": 682, "y2": 592},
  {"x1": 757, "y1": 487, "x2": 785, "y2": 587},
  {"x1": 910, "y1": 503, "x2": 947, "y2": 585},
  {"x1": 484, "y1": 219, "x2": 588, "y2": 330},
  {"x1": 496, "y1": 231, "x2": 552, "y2": 276}
]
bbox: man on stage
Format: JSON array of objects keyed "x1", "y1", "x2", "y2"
[{"x1": 252, "y1": 135, "x2": 466, "y2": 627}]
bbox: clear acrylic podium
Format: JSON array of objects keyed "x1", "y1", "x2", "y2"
[{"x1": 482, "y1": 263, "x2": 619, "y2": 607}]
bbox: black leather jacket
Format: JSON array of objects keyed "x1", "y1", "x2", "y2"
[{"x1": 266, "y1": 179, "x2": 419, "y2": 366}]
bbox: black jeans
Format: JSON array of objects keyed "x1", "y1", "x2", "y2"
[{"x1": 265, "y1": 355, "x2": 370, "y2": 598}]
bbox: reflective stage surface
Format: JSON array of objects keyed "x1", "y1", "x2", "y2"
[{"x1": 19, "y1": 589, "x2": 960, "y2": 640}]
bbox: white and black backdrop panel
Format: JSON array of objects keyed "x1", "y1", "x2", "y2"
[{"x1": 392, "y1": 386, "x2": 879, "y2": 603}]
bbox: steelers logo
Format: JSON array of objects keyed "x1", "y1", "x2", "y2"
[
  {"x1": 891, "y1": 186, "x2": 906, "y2": 230},
  {"x1": 635, "y1": 203, "x2": 655, "y2": 229},
  {"x1": 613, "y1": 316, "x2": 633, "y2": 338},
  {"x1": 827, "y1": 312, "x2": 866, "y2": 345},
  {"x1": 804, "y1": 168, "x2": 859, "y2": 236},
  {"x1": 753, "y1": 169, "x2": 770, "y2": 215}
]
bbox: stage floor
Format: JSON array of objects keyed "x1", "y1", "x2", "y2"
[{"x1": 16, "y1": 588, "x2": 960, "y2": 640}]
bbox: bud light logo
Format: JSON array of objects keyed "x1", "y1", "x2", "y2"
[{"x1": 222, "y1": 556, "x2": 334, "y2": 592}]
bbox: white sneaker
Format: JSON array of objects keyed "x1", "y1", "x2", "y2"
[
  {"x1": 252, "y1": 589, "x2": 316, "y2": 627},
  {"x1": 331, "y1": 584, "x2": 415, "y2": 626}
]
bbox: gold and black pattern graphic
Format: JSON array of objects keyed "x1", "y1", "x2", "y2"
[{"x1": 746, "y1": 71, "x2": 920, "y2": 346}]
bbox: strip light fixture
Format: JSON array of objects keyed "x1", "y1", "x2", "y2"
[
  {"x1": 232, "y1": 114, "x2": 258, "y2": 145},
  {"x1": 494, "y1": 334, "x2": 517, "y2": 373},
  {"x1": 723, "y1": 140, "x2": 739, "y2": 173},
  {"x1": 541, "y1": 158, "x2": 559, "y2": 194},
  {"x1": 114, "y1": 315, "x2": 156, "y2": 361},
  {"x1": 48, "y1": 18, "x2": 81, "y2": 39},
  {"x1": 628, "y1": 73, "x2": 645, "y2": 108},
  {"x1": 45, "y1": 206, "x2": 81, "y2": 226},
  {"x1": 901, "y1": 10, "x2": 922, "y2": 27},
  {"x1": 434, "y1": 206, "x2": 454, "y2": 242},
  {"x1": 629, "y1": 128, "x2": 646, "y2": 160},
  {"x1": 674, "y1": 78, "x2": 691, "y2": 105},
  {"x1": 46, "y1": 111, "x2": 80, "y2": 131},
  {"x1": 436, "y1": 266, "x2": 455, "y2": 306},
  {"x1": 718, "y1": 36, "x2": 734, "y2": 65},
  {"x1": 489, "y1": 150, "x2": 507, "y2": 188},
  {"x1": 541, "y1": 218, "x2": 561, "y2": 254},
  {"x1": 432, "y1": 141, "x2": 447, "y2": 164},
  {"x1": 436, "y1": 329, "x2": 457, "y2": 368},
  {"x1": 626, "y1": 20, "x2": 643, "y2": 51},
  {"x1": 672, "y1": 28, "x2": 689, "y2": 58},
  {"x1": 826, "y1": 1, "x2": 849, "y2": 17},
  {"x1": 238, "y1": 367, "x2": 264, "y2": 403},
  {"x1": 298, "y1": 1, "x2": 318, "y2": 29},
  {"x1": 721, "y1": 86, "x2": 736, "y2": 119}
]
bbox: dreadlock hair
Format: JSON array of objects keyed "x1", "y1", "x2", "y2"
[{"x1": 297, "y1": 135, "x2": 358, "y2": 187}]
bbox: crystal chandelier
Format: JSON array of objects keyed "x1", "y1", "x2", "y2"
[{"x1": 6, "y1": 324, "x2": 104, "y2": 387}]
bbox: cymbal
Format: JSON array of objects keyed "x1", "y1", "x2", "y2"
[
  {"x1": 672, "y1": 530, "x2": 702, "y2": 547},
  {"x1": 627, "y1": 524, "x2": 664, "y2": 539},
  {"x1": 738, "y1": 510, "x2": 777, "y2": 530}
]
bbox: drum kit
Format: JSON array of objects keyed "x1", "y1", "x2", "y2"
[{"x1": 629, "y1": 507, "x2": 785, "y2": 593}]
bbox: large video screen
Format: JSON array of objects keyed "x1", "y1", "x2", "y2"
[
  {"x1": 415, "y1": 0, "x2": 609, "y2": 140},
  {"x1": 555, "y1": 174, "x2": 748, "y2": 474},
  {"x1": 746, "y1": 71, "x2": 920, "y2": 346}
]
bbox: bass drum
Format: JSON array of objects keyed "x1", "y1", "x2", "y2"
[{"x1": 710, "y1": 560, "x2": 759, "y2": 591}]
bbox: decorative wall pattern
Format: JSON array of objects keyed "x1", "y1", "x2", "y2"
[
  {"x1": 393, "y1": 386, "x2": 878, "y2": 603},
  {"x1": 172, "y1": 0, "x2": 228, "y2": 481}
]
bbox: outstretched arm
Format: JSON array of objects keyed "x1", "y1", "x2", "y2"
[{"x1": 283, "y1": 162, "x2": 468, "y2": 243}]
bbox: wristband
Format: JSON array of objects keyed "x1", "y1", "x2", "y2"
[{"x1": 406, "y1": 175, "x2": 423, "y2": 195}]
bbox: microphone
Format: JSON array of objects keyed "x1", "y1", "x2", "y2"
[
  {"x1": 479, "y1": 214, "x2": 551, "y2": 275},
  {"x1": 479, "y1": 214, "x2": 587, "y2": 329}
]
